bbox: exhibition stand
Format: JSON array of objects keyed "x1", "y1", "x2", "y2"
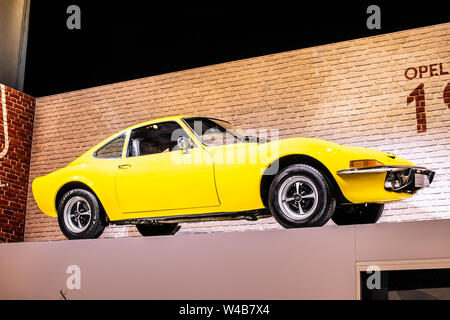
[{"x1": 1, "y1": 219, "x2": 450, "y2": 299}]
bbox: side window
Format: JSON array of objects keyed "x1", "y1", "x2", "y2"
[
  {"x1": 127, "y1": 121, "x2": 194, "y2": 157},
  {"x1": 94, "y1": 134, "x2": 126, "y2": 159}
]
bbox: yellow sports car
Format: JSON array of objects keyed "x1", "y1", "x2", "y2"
[{"x1": 32, "y1": 116, "x2": 435, "y2": 239}]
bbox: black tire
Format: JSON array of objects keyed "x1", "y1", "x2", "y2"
[
  {"x1": 136, "y1": 223, "x2": 180, "y2": 236},
  {"x1": 268, "y1": 164, "x2": 336, "y2": 228},
  {"x1": 331, "y1": 203, "x2": 384, "y2": 225},
  {"x1": 57, "y1": 189, "x2": 106, "y2": 240}
]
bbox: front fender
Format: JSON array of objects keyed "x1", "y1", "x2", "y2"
[{"x1": 269, "y1": 138, "x2": 415, "y2": 203}]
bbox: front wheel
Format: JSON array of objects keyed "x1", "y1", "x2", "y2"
[
  {"x1": 57, "y1": 189, "x2": 106, "y2": 240},
  {"x1": 136, "y1": 223, "x2": 180, "y2": 236},
  {"x1": 268, "y1": 164, "x2": 336, "y2": 228},
  {"x1": 331, "y1": 203, "x2": 384, "y2": 225}
]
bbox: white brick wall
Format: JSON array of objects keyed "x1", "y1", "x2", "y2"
[{"x1": 25, "y1": 23, "x2": 450, "y2": 241}]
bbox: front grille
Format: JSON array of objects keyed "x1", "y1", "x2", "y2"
[{"x1": 384, "y1": 168, "x2": 435, "y2": 193}]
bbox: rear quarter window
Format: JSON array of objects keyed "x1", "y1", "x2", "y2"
[{"x1": 94, "y1": 134, "x2": 126, "y2": 159}]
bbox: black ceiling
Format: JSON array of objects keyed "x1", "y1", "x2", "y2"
[{"x1": 24, "y1": 1, "x2": 449, "y2": 97}]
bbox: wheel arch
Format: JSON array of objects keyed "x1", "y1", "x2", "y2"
[
  {"x1": 55, "y1": 181, "x2": 109, "y2": 224},
  {"x1": 260, "y1": 154, "x2": 349, "y2": 207}
]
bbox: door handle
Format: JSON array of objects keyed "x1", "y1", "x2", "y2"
[{"x1": 118, "y1": 164, "x2": 131, "y2": 169}]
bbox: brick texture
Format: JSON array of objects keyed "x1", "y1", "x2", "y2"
[
  {"x1": 0, "y1": 84, "x2": 35, "y2": 242},
  {"x1": 25, "y1": 23, "x2": 450, "y2": 241}
]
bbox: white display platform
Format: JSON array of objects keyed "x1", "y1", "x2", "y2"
[{"x1": 1, "y1": 219, "x2": 450, "y2": 299}]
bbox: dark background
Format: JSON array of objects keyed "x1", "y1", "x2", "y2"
[{"x1": 24, "y1": 1, "x2": 450, "y2": 97}]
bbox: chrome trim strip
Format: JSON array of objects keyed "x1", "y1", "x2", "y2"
[{"x1": 337, "y1": 165, "x2": 427, "y2": 175}]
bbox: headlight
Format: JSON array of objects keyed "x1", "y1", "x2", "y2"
[
  {"x1": 349, "y1": 159, "x2": 384, "y2": 169},
  {"x1": 384, "y1": 169, "x2": 413, "y2": 191}
]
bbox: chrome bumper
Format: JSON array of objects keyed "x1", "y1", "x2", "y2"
[
  {"x1": 337, "y1": 165, "x2": 429, "y2": 175},
  {"x1": 337, "y1": 165, "x2": 435, "y2": 193}
]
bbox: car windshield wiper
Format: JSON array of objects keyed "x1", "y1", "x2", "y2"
[{"x1": 240, "y1": 135, "x2": 270, "y2": 143}]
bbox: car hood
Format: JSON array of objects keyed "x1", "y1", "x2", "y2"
[{"x1": 273, "y1": 137, "x2": 413, "y2": 166}]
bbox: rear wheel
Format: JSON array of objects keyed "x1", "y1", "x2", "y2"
[
  {"x1": 331, "y1": 203, "x2": 384, "y2": 225},
  {"x1": 136, "y1": 223, "x2": 180, "y2": 236},
  {"x1": 268, "y1": 164, "x2": 336, "y2": 228},
  {"x1": 57, "y1": 189, "x2": 106, "y2": 240}
]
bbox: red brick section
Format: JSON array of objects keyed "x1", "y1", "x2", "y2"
[
  {"x1": 444, "y1": 82, "x2": 450, "y2": 108},
  {"x1": 0, "y1": 84, "x2": 35, "y2": 243},
  {"x1": 407, "y1": 83, "x2": 427, "y2": 133},
  {"x1": 25, "y1": 22, "x2": 450, "y2": 241}
]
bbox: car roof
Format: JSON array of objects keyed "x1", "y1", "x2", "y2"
[
  {"x1": 121, "y1": 115, "x2": 230, "y2": 133},
  {"x1": 119, "y1": 115, "x2": 194, "y2": 132}
]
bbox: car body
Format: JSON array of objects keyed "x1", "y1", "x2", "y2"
[{"x1": 32, "y1": 116, "x2": 435, "y2": 239}]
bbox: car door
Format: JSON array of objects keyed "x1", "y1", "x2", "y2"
[{"x1": 115, "y1": 121, "x2": 220, "y2": 215}]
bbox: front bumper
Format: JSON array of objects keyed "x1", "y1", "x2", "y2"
[{"x1": 337, "y1": 165, "x2": 435, "y2": 193}]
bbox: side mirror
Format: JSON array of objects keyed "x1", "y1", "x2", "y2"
[{"x1": 177, "y1": 136, "x2": 190, "y2": 154}]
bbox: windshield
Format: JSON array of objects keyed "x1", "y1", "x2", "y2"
[{"x1": 183, "y1": 117, "x2": 243, "y2": 145}]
